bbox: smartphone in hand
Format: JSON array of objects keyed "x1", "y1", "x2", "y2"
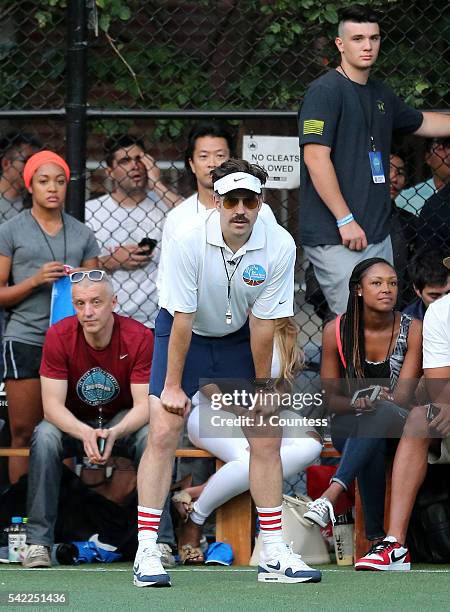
[
  {"x1": 426, "y1": 403, "x2": 441, "y2": 423},
  {"x1": 136, "y1": 237, "x2": 157, "y2": 256},
  {"x1": 350, "y1": 385, "x2": 382, "y2": 409},
  {"x1": 97, "y1": 437, "x2": 106, "y2": 455}
]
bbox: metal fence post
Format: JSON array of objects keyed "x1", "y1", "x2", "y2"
[{"x1": 65, "y1": 0, "x2": 88, "y2": 221}]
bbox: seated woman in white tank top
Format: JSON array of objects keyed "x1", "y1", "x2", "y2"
[{"x1": 175, "y1": 317, "x2": 323, "y2": 564}]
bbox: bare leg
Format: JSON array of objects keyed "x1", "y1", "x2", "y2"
[
  {"x1": 184, "y1": 483, "x2": 207, "y2": 499},
  {"x1": 247, "y1": 432, "x2": 283, "y2": 507},
  {"x1": 387, "y1": 405, "x2": 430, "y2": 545},
  {"x1": 7, "y1": 379, "x2": 43, "y2": 483},
  {"x1": 316, "y1": 481, "x2": 345, "y2": 505},
  {"x1": 178, "y1": 518, "x2": 203, "y2": 550},
  {"x1": 137, "y1": 396, "x2": 184, "y2": 508}
]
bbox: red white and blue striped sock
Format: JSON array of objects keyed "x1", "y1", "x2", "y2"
[
  {"x1": 257, "y1": 505, "x2": 284, "y2": 555},
  {"x1": 137, "y1": 505, "x2": 162, "y2": 543}
]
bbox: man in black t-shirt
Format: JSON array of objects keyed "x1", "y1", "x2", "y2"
[{"x1": 298, "y1": 5, "x2": 450, "y2": 315}]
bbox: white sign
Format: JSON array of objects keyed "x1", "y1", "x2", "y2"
[{"x1": 243, "y1": 135, "x2": 300, "y2": 190}]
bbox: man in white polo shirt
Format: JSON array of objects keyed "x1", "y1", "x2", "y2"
[
  {"x1": 133, "y1": 159, "x2": 322, "y2": 587},
  {"x1": 157, "y1": 122, "x2": 277, "y2": 294}
]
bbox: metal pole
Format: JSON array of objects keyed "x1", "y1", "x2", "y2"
[{"x1": 65, "y1": 0, "x2": 88, "y2": 221}]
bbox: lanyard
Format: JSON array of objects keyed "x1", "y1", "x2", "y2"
[
  {"x1": 220, "y1": 248, "x2": 243, "y2": 325},
  {"x1": 30, "y1": 210, "x2": 67, "y2": 263},
  {"x1": 339, "y1": 65, "x2": 376, "y2": 152}
]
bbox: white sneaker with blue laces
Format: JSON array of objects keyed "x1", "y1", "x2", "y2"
[
  {"x1": 258, "y1": 544, "x2": 322, "y2": 583},
  {"x1": 133, "y1": 543, "x2": 171, "y2": 587}
]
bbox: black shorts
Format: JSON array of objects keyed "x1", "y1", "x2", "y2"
[{"x1": 3, "y1": 341, "x2": 43, "y2": 380}]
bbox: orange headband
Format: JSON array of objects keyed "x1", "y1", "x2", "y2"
[{"x1": 23, "y1": 150, "x2": 70, "y2": 189}]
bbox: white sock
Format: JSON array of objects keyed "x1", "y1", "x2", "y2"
[
  {"x1": 137, "y1": 505, "x2": 161, "y2": 544},
  {"x1": 190, "y1": 503, "x2": 208, "y2": 526},
  {"x1": 257, "y1": 505, "x2": 284, "y2": 557},
  {"x1": 384, "y1": 535, "x2": 399, "y2": 543}
]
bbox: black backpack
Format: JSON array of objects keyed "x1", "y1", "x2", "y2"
[{"x1": 407, "y1": 464, "x2": 450, "y2": 563}]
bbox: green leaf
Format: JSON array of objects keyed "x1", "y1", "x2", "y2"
[
  {"x1": 307, "y1": 9, "x2": 321, "y2": 22},
  {"x1": 270, "y1": 22, "x2": 281, "y2": 34},
  {"x1": 119, "y1": 6, "x2": 131, "y2": 20},
  {"x1": 35, "y1": 10, "x2": 50, "y2": 28},
  {"x1": 324, "y1": 8, "x2": 339, "y2": 24},
  {"x1": 415, "y1": 81, "x2": 430, "y2": 94},
  {"x1": 99, "y1": 13, "x2": 111, "y2": 32}
]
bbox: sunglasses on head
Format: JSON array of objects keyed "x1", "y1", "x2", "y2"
[
  {"x1": 70, "y1": 270, "x2": 106, "y2": 283},
  {"x1": 221, "y1": 194, "x2": 260, "y2": 210}
]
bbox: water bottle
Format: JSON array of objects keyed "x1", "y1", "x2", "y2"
[
  {"x1": 332, "y1": 511, "x2": 354, "y2": 566},
  {"x1": 8, "y1": 517, "x2": 26, "y2": 563}
]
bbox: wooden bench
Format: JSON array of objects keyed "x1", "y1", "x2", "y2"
[{"x1": 0, "y1": 442, "x2": 346, "y2": 565}]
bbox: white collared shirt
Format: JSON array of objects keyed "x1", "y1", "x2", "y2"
[
  {"x1": 160, "y1": 209, "x2": 295, "y2": 336},
  {"x1": 157, "y1": 192, "x2": 277, "y2": 295},
  {"x1": 423, "y1": 293, "x2": 450, "y2": 369}
]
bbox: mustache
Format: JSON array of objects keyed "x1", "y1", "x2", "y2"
[{"x1": 231, "y1": 215, "x2": 249, "y2": 223}]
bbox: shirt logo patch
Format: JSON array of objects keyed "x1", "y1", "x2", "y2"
[
  {"x1": 77, "y1": 367, "x2": 120, "y2": 406},
  {"x1": 303, "y1": 119, "x2": 324, "y2": 136},
  {"x1": 377, "y1": 100, "x2": 385, "y2": 113},
  {"x1": 242, "y1": 264, "x2": 266, "y2": 286}
]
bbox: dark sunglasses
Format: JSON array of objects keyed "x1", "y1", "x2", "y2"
[
  {"x1": 70, "y1": 270, "x2": 106, "y2": 283},
  {"x1": 221, "y1": 195, "x2": 260, "y2": 210}
]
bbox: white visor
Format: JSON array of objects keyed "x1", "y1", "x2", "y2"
[{"x1": 213, "y1": 172, "x2": 262, "y2": 195}]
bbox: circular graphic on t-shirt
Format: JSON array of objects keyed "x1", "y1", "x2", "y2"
[
  {"x1": 77, "y1": 367, "x2": 120, "y2": 406},
  {"x1": 242, "y1": 264, "x2": 266, "y2": 286}
]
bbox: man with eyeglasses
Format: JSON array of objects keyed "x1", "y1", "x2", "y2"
[
  {"x1": 0, "y1": 131, "x2": 42, "y2": 223},
  {"x1": 134, "y1": 159, "x2": 322, "y2": 587},
  {"x1": 85, "y1": 135, "x2": 182, "y2": 329},
  {"x1": 22, "y1": 270, "x2": 175, "y2": 568}
]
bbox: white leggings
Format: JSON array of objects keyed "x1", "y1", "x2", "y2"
[{"x1": 186, "y1": 400, "x2": 322, "y2": 524}]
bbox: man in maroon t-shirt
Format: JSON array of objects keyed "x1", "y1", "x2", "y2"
[{"x1": 22, "y1": 271, "x2": 173, "y2": 568}]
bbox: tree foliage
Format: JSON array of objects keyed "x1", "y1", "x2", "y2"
[{"x1": 0, "y1": 0, "x2": 448, "y2": 137}]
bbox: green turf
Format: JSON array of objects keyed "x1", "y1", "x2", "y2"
[{"x1": 0, "y1": 563, "x2": 449, "y2": 612}]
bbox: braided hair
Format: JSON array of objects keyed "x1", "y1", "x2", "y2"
[{"x1": 341, "y1": 257, "x2": 396, "y2": 382}]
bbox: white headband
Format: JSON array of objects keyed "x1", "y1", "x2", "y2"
[{"x1": 213, "y1": 172, "x2": 262, "y2": 195}]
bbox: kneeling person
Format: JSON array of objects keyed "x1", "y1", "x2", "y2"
[{"x1": 23, "y1": 270, "x2": 158, "y2": 568}]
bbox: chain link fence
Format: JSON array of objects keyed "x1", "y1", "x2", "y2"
[{"x1": 0, "y1": 1, "x2": 449, "y2": 496}]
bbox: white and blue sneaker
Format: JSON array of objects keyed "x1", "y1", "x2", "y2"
[
  {"x1": 133, "y1": 544, "x2": 171, "y2": 588},
  {"x1": 258, "y1": 544, "x2": 322, "y2": 584}
]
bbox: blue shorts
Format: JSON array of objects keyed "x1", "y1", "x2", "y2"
[{"x1": 150, "y1": 309, "x2": 255, "y2": 399}]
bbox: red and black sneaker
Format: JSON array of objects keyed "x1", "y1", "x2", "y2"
[{"x1": 355, "y1": 537, "x2": 410, "y2": 571}]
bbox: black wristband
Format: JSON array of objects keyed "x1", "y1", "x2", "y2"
[{"x1": 253, "y1": 378, "x2": 276, "y2": 391}]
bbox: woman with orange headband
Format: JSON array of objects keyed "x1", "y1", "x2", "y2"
[{"x1": 0, "y1": 150, "x2": 99, "y2": 482}]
